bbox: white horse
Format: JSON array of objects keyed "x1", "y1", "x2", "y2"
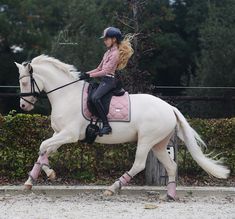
[{"x1": 14, "y1": 55, "x2": 230, "y2": 200}]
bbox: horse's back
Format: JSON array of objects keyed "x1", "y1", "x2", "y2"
[
  {"x1": 129, "y1": 93, "x2": 176, "y2": 129},
  {"x1": 129, "y1": 93, "x2": 173, "y2": 111}
]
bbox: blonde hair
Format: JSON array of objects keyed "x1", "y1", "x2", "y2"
[{"x1": 117, "y1": 34, "x2": 134, "y2": 70}]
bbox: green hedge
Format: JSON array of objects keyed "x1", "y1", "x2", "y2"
[
  {"x1": 0, "y1": 111, "x2": 234, "y2": 182},
  {"x1": 178, "y1": 118, "x2": 235, "y2": 176}
]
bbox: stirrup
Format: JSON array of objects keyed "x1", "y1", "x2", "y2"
[{"x1": 99, "y1": 125, "x2": 112, "y2": 136}]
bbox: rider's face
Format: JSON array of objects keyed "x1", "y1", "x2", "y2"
[{"x1": 104, "y1": 37, "x2": 116, "y2": 48}]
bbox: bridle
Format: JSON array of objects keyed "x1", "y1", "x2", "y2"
[
  {"x1": 19, "y1": 61, "x2": 83, "y2": 106},
  {"x1": 19, "y1": 62, "x2": 41, "y2": 106}
]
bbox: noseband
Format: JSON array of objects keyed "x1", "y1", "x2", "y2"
[{"x1": 19, "y1": 61, "x2": 83, "y2": 106}]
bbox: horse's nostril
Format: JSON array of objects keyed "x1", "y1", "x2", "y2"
[{"x1": 22, "y1": 104, "x2": 25, "y2": 108}]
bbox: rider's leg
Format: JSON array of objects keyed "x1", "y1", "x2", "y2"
[{"x1": 91, "y1": 76, "x2": 116, "y2": 135}]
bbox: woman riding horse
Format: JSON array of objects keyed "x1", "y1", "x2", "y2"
[
  {"x1": 83, "y1": 27, "x2": 134, "y2": 135},
  {"x1": 15, "y1": 28, "x2": 230, "y2": 199}
]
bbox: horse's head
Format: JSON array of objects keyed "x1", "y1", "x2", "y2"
[{"x1": 14, "y1": 61, "x2": 44, "y2": 111}]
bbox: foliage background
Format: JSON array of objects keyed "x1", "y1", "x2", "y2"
[
  {"x1": 0, "y1": 0, "x2": 234, "y2": 185},
  {"x1": 0, "y1": 113, "x2": 234, "y2": 184},
  {"x1": 0, "y1": 0, "x2": 234, "y2": 116}
]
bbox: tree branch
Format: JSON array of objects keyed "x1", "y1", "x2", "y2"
[{"x1": 116, "y1": 17, "x2": 135, "y2": 30}]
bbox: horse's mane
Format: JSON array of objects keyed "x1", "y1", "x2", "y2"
[{"x1": 31, "y1": 54, "x2": 79, "y2": 79}]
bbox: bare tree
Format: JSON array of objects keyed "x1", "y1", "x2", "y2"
[{"x1": 115, "y1": 0, "x2": 153, "y2": 93}]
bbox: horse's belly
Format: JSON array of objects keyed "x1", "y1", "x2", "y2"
[{"x1": 95, "y1": 122, "x2": 138, "y2": 144}]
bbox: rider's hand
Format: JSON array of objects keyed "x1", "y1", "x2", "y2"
[{"x1": 80, "y1": 72, "x2": 90, "y2": 80}]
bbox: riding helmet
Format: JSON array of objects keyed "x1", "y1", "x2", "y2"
[{"x1": 99, "y1": 27, "x2": 123, "y2": 43}]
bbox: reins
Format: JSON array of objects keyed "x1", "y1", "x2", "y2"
[{"x1": 46, "y1": 78, "x2": 82, "y2": 94}]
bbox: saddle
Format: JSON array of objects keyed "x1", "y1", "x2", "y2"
[
  {"x1": 87, "y1": 80, "x2": 125, "y2": 118},
  {"x1": 82, "y1": 81, "x2": 131, "y2": 122},
  {"x1": 81, "y1": 80, "x2": 131, "y2": 144}
]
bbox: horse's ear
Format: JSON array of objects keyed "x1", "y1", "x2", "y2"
[
  {"x1": 27, "y1": 63, "x2": 33, "y2": 74},
  {"x1": 14, "y1": 62, "x2": 22, "y2": 71}
]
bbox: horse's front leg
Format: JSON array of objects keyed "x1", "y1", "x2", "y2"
[
  {"x1": 40, "y1": 152, "x2": 56, "y2": 181},
  {"x1": 24, "y1": 152, "x2": 55, "y2": 190},
  {"x1": 24, "y1": 131, "x2": 78, "y2": 190}
]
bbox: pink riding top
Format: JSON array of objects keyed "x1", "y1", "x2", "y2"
[{"x1": 87, "y1": 45, "x2": 119, "y2": 78}]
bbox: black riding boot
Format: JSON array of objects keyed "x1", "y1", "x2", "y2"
[{"x1": 94, "y1": 99, "x2": 112, "y2": 135}]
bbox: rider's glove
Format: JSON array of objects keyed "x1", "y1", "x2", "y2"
[{"x1": 80, "y1": 72, "x2": 90, "y2": 80}]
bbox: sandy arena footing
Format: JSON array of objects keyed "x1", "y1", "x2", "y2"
[{"x1": 0, "y1": 186, "x2": 234, "y2": 219}]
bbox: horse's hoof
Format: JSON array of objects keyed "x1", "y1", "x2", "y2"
[
  {"x1": 160, "y1": 194, "x2": 176, "y2": 202},
  {"x1": 48, "y1": 169, "x2": 56, "y2": 181},
  {"x1": 24, "y1": 184, "x2": 32, "y2": 190},
  {"x1": 166, "y1": 194, "x2": 176, "y2": 202},
  {"x1": 103, "y1": 190, "x2": 114, "y2": 196}
]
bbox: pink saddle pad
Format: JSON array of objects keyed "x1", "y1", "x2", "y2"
[{"x1": 82, "y1": 82, "x2": 131, "y2": 122}]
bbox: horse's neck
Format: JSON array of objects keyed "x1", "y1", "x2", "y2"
[{"x1": 33, "y1": 64, "x2": 83, "y2": 107}]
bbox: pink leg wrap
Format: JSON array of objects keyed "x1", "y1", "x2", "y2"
[
  {"x1": 39, "y1": 153, "x2": 49, "y2": 165},
  {"x1": 29, "y1": 160, "x2": 41, "y2": 181},
  {"x1": 28, "y1": 153, "x2": 49, "y2": 181},
  {"x1": 167, "y1": 181, "x2": 176, "y2": 199},
  {"x1": 119, "y1": 172, "x2": 132, "y2": 187}
]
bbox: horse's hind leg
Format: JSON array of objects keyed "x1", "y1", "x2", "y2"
[
  {"x1": 104, "y1": 140, "x2": 153, "y2": 196},
  {"x1": 152, "y1": 133, "x2": 177, "y2": 200}
]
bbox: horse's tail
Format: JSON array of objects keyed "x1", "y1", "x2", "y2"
[{"x1": 172, "y1": 106, "x2": 230, "y2": 179}]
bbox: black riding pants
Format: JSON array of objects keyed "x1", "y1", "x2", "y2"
[
  {"x1": 91, "y1": 76, "x2": 116, "y2": 121},
  {"x1": 91, "y1": 76, "x2": 117, "y2": 102}
]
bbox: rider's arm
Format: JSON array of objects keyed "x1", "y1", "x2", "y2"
[
  {"x1": 90, "y1": 51, "x2": 119, "y2": 78},
  {"x1": 86, "y1": 59, "x2": 103, "y2": 74}
]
